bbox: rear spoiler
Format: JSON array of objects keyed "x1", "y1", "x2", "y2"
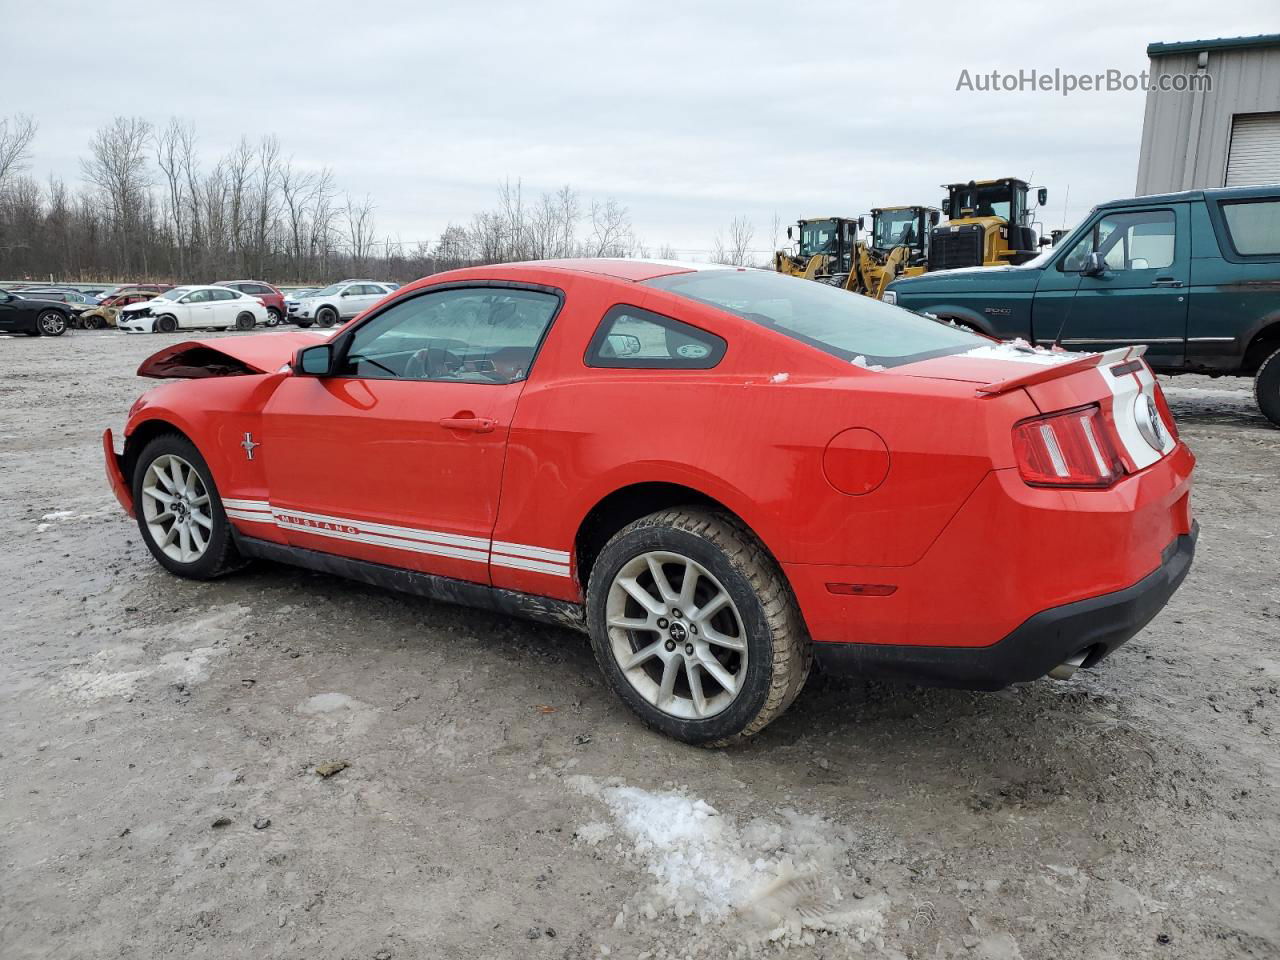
[{"x1": 975, "y1": 345, "x2": 1147, "y2": 397}]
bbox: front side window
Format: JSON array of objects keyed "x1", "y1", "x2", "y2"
[
  {"x1": 644, "y1": 269, "x2": 983, "y2": 369},
  {"x1": 1221, "y1": 200, "x2": 1280, "y2": 255},
  {"x1": 182, "y1": 290, "x2": 211, "y2": 304},
  {"x1": 335, "y1": 286, "x2": 560, "y2": 384},
  {"x1": 585, "y1": 305, "x2": 726, "y2": 369},
  {"x1": 1059, "y1": 210, "x2": 1175, "y2": 272}
]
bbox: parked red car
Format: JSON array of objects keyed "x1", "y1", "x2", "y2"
[
  {"x1": 104, "y1": 260, "x2": 1196, "y2": 744},
  {"x1": 215, "y1": 280, "x2": 286, "y2": 325}
]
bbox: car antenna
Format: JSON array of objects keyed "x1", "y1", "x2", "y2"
[{"x1": 1052, "y1": 258, "x2": 1089, "y2": 350}]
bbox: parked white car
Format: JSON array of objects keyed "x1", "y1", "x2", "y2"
[
  {"x1": 117, "y1": 285, "x2": 270, "y2": 334},
  {"x1": 293, "y1": 280, "x2": 394, "y2": 328}
]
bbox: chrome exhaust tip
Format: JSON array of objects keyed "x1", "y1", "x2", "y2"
[{"x1": 1048, "y1": 651, "x2": 1089, "y2": 681}]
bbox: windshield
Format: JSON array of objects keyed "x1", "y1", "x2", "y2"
[
  {"x1": 644, "y1": 269, "x2": 983, "y2": 368},
  {"x1": 798, "y1": 220, "x2": 837, "y2": 258},
  {"x1": 153, "y1": 288, "x2": 190, "y2": 302},
  {"x1": 310, "y1": 283, "x2": 344, "y2": 297},
  {"x1": 949, "y1": 184, "x2": 1017, "y2": 222},
  {"x1": 873, "y1": 210, "x2": 920, "y2": 250}
]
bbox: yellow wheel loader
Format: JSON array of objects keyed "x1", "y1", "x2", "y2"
[
  {"x1": 774, "y1": 217, "x2": 858, "y2": 285},
  {"x1": 847, "y1": 205, "x2": 940, "y2": 299},
  {"x1": 929, "y1": 178, "x2": 1049, "y2": 271}
]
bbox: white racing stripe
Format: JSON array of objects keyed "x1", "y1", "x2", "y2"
[{"x1": 217, "y1": 498, "x2": 571, "y2": 578}]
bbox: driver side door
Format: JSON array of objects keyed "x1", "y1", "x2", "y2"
[{"x1": 258, "y1": 283, "x2": 563, "y2": 584}]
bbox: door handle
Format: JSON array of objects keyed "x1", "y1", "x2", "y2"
[
  {"x1": 1151, "y1": 277, "x2": 1183, "y2": 287},
  {"x1": 440, "y1": 415, "x2": 496, "y2": 434}
]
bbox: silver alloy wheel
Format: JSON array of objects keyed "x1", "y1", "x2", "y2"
[
  {"x1": 140, "y1": 454, "x2": 214, "y2": 563},
  {"x1": 605, "y1": 550, "x2": 748, "y2": 720},
  {"x1": 38, "y1": 310, "x2": 66, "y2": 335}
]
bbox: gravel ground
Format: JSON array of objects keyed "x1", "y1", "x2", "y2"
[{"x1": 1, "y1": 330, "x2": 1277, "y2": 960}]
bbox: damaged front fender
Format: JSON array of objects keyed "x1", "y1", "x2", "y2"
[{"x1": 137, "y1": 331, "x2": 337, "y2": 379}]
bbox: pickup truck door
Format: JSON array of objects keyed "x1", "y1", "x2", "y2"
[{"x1": 1031, "y1": 204, "x2": 1189, "y2": 368}]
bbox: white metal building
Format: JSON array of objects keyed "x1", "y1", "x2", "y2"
[{"x1": 1136, "y1": 34, "x2": 1280, "y2": 194}]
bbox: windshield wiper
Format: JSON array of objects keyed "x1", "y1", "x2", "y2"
[{"x1": 345, "y1": 353, "x2": 398, "y2": 377}]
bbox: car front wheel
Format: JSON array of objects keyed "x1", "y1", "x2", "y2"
[
  {"x1": 37, "y1": 310, "x2": 68, "y2": 336},
  {"x1": 1255, "y1": 346, "x2": 1280, "y2": 428},
  {"x1": 132, "y1": 434, "x2": 245, "y2": 579},
  {"x1": 155, "y1": 315, "x2": 178, "y2": 333},
  {"x1": 586, "y1": 508, "x2": 811, "y2": 745},
  {"x1": 316, "y1": 307, "x2": 338, "y2": 328}
]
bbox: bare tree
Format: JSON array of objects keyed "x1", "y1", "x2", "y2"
[
  {"x1": 588, "y1": 198, "x2": 631, "y2": 257},
  {"x1": 0, "y1": 114, "x2": 37, "y2": 188},
  {"x1": 154, "y1": 119, "x2": 192, "y2": 275},
  {"x1": 711, "y1": 216, "x2": 756, "y2": 266},
  {"x1": 81, "y1": 116, "x2": 153, "y2": 273},
  {"x1": 344, "y1": 193, "x2": 376, "y2": 274}
]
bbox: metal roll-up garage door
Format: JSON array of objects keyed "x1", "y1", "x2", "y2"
[{"x1": 1225, "y1": 113, "x2": 1280, "y2": 187}]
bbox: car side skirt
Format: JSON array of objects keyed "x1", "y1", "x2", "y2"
[
  {"x1": 230, "y1": 532, "x2": 587, "y2": 633},
  {"x1": 812, "y1": 526, "x2": 1197, "y2": 690}
]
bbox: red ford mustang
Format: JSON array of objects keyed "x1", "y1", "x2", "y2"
[{"x1": 104, "y1": 259, "x2": 1196, "y2": 744}]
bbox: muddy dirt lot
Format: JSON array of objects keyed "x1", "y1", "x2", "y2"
[{"x1": 1, "y1": 330, "x2": 1277, "y2": 960}]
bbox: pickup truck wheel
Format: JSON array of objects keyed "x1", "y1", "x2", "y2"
[
  {"x1": 586, "y1": 508, "x2": 811, "y2": 746},
  {"x1": 1255, "y1": 346, "x2": 1280, "y2": 428},
  {"x1": 132, "y1": 434, "x2": 246, "y2": 580},
  {"x1": 316, "y1": 307, "x2": 338, "y2": 328}
]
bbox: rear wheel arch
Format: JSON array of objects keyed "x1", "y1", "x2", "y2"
[
  {"x1": 572, "y1": 481, "x2": 784, "y2": 595},
  {"x1": 931, "y1": 311, "x2": 995, "y2": 337},
  {"x1": 1242, "y1": 320, "x2": 1280, "y2": 374}
]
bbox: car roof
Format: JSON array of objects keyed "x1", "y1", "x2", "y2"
[{"x1": 461, "y1": 258, "x2": 732, "y2": 283}]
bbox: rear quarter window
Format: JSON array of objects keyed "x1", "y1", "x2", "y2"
[
  {"x1": 644, "y1": 269, "x2": 983, "y2": 368},
  {"x1": 585, "y1": 305, "x2": 726, "y2": 369},
  {"x1": 1221, "y1": 199, "x2": 1280, "y2": 256}
]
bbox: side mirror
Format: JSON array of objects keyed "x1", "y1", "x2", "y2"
[
  {"x1": 340, "y1": 290, "x2": 354, "y2": 297},
  {"x1": 929, "y1": 210, "x2": 941, "y2": 226},
  {"x1": 605, "y1": 333, "x2": 642, "y2": 358},
  {"x1": 295, "y1": 343, "x2": 336, "y2": 376},
  {"x1": 941, "y1": 199, "x2": 951, "y2": 217},
  {"x1": 1037, "y1": 187, "x2": 1048, "y2": 206},
  {"x1": 857, "y1": 216, "x2": 866, "y2": 232},
  {"x1": 1081, "y1": 251, "x2": 1106, "y2": 277},
  {"x1": 786, "y1": 226, "x2": 793, "y2": 240}
]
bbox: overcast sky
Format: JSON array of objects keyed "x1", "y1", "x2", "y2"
[{"x1": 4, "y1": 0, "x2": 1277, "y2": 258}]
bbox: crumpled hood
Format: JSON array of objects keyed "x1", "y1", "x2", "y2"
[{"x1": 137, "y1": 330, "x2": 336, "y2": 379}]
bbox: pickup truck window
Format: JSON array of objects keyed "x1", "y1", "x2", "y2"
[
  {"x1": 1059, "y1": 210, "x2": 1174, "y2": 273},
  {"x1": 1221, "y1": 200, "x2": 1280, "y2": 256}
]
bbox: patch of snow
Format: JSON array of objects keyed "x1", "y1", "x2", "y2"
[
  {"x1": 570, "y1": 777, "x2": 887, "y2": 951},
  {"x1": 963, "y1": 340, "x2": 1081, "y2": 366},
  {"x1": 769, "y1": 372, "x2": 789, "y2": 384}
]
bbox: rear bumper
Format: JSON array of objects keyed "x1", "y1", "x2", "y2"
[
  {"x1": 813, "y1": 523, "x2": 1197, "y2": 689},
  {"x1": 103, "y1": 429, "x2": 134, "y2": 517}
]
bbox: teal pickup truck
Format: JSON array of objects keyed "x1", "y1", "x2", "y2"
[{"x1": 884, "y1": 186, "x2": 1280, "y2": 426}]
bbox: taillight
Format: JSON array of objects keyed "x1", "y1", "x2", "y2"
[
  {"x1": 1012, "y1": 404, "x2": 1124, "y2": 488},
  {"x1": 1151, "y1": 382, "x2": 1179, "y2": 440}
]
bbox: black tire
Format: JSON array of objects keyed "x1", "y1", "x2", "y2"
[
  {"x1": 83, "y1": 315, "x2": 105, "y2": 330},
  {"x1": 316, "y1": 307, "x2": 338, "y2": 328},
  {"x1": 1256, "y1": 345, "x2": 1280, "y2": 428},
  {"x1": 155, "y1": 315, "x2": 178, "y2": 334},
  {"x1": 295, "y1": 320, "x2": 313, "y2": 329},
  {"x1": 266, "y1": 307, "x2": 282, "y2": 326},
  {"x1": 37, "y1": 310, "x2": 67, "y2": 336},
  {"x1": 585, "y1": 508, "x2": 811, "y2": 746},
  {"x1": 131, "y1": 433, "x2": 246, "y2": 580},
  {"x1": 235, "y1": 311, "x2": 256, "y2": 331}
]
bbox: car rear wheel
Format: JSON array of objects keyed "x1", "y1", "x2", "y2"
[
  {"x1": 586, "y1": 508, "x2": 811, "y2": 745},
  {"x1": 156, "y1": 315, "x2": 178, "y2": 333},
  {"x1": 316, "y1": 307, "x2": 338, "y2": 328},
  {"x1": 1256, "y1": 346, "x2": 1280, "y2": 428},
  {"x1": 37, "y1": 310, "x2": 67, "y2": 336},
  {"x1": 266, "y1": 307, "x2": 282, "y2": 326},
  {"x1": 132, "y1": 434, "x2": 245, "y2": 580},
  {"x1": 235, "y1": 311, "x2": 256, "y2": 331}
]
